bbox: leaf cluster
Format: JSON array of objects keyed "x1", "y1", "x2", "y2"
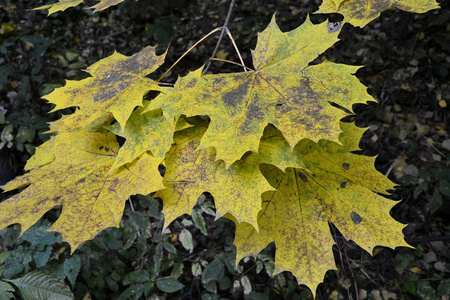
[{"x1": 0, "y1": 0, "x2": 441, "y2": 296}]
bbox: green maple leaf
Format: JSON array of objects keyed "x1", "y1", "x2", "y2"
[
  {"x1": 107, "y1": 102, "x2": 174, "y2": 170},
  {"x1": 155, "y1": 117, "x2": 272, "y2": 229},
  {"x1": 230, "y1": 122, "x2": 410, "y2": 294},
  {"x1": 148, "y1": 16, "x2": 373, "y2": 167},
  {"x1": 45, "y1": 46, "x2": 164, "y2": 134},
  {"x1": 34, "y1": 0, "x2": 125, "y2": 15},
  {"x1": 317, "y1": 0, "x2": 440, "y2": 27},
  {"x1": 0, "y1": 130, "x2": 164, "y2": 251},
  {"x1": 258, "y1": 125, "x2": 306, "y2": 171}
]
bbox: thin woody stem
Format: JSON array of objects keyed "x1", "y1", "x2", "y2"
[
  {"x1": 157, "y1": 82, "x2": 174, "y2": 86},
  {"x1": 157, "y1": 27, "x2": 222, "y2": 82},
  {"x1": 225, "y1": 27, "x2": 247, "y2": 72},
  {"x1": 210, "y1": 58, "x2": 253, "y2": 71},
  {"x1": 202, "y1": 0, "x2": 236, "y2": 74}
]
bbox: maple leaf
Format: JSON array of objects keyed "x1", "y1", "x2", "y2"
[
  {"x1": 148, "y1": 16, "x2": 373, "y2": 166},
  {"x1": 155, "y1": 117, "x2": 272, "y2": 230},
  {"x1": 317, "y1": 0, "x2": 440, "y2": 27},
  {"x1": 35, "y1": 0, "x2": 126, "y2": 15},
  {"x1": 258, "y1": 125, "x2": 306, "y2": 171},
  {"x1": 0, "y1": 130, "x2": 164, "y2": 251},
  {"x1": 34, "y1": 0, "x2": 83, "y2": 15},
  {"x1": 46, "y1": 46, "x2": 164, "y2": 134},
  {"x1": 90, "y1": 0, "x2": 125, "y2": 13},
  {"x1": 107, "y1": 102, "x2": 174, "y2": 170},
  {"x1": 230, "y1": 122, "x2": 409, "y2": 294}
]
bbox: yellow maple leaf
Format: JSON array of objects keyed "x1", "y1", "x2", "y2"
[
  {"x1": 46, "y1": 46, "x2": 164, "y2": 134},
  {"x1": 90, "y1": 0, "x2": 125, "y2": 13},
  {"x1": 332, "y1": 0, "x2": 345, "y2": 9},
  {"x1": 147, "y1": 16, "x2": 373, "y2": 167},
  {"x1": 34, "y1": 0, "x2": 126, "y2": 15},
  {"x1": 317, "y1": 0, "x2": 440, "y2": 27},
  {"x1": 107, "y1": 102, "x2": 174, "y2": 170},
  {"x1": 34, "y1": 0, "x2": 83, "y2": 15},
  {"x1": 155, "y1": 117, "x2": 272, "y2": 230},
  {"x1": 0, "y1": 130, "x2": 164, "y2": 251},
  {"x1": 230, "y1": 122, "x2": 410, "y2": 294}
]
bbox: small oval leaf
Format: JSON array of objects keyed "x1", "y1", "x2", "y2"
[{"x1": 155, "y1": 277, "x2": 184, "y2": 293}]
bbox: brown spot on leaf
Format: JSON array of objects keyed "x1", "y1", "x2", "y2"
[
  {"x1": 298, "y1": 172, "x2": 308, "y2": 183},
  {"x1": 111, "y1": 178, "x2": 120, "y2": 187},
  {"x1": 92, "y1": 74, "x2": 133, "y2": 102},
  {"x1": 340, "y1": 182, "x2": 347, "y2": 188},
  {"x1": 350, "y1": 212, "x2": 363, "y2": 224},
  {"x1": 77, "y1": 178, "x2": 86, "y2": 184},
  {"x1": 222, "y1": 80, "x2": 250, "y2": 108},
  {"x1": 240, "y1": 103, "x2": 262, "y2": 135},
  {"x1": 343, "y1": 163, "x2": 350, "y2": 170},
  {"x1": 117, "y1": 54, "x2": 141, "y2": 73}
]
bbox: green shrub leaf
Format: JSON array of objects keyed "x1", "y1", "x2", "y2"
[
  {"x1": 155, "y1": 277, "x2": 184, "y2": 293},
  {"x1": 7, "y1": 271, "x2": 73, "y2": 300}
]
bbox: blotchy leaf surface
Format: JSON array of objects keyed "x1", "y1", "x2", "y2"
[
  {"x1": 231, "y1": 122, "x2": 409, "y2": 294},
  {"x1": 34, "y1": 0, "x2": 82, "y2": 15},
  {"x1": 156, "y1": 118, "x2": 272, "y2": 229},
  {"x1": 0, "y1": 130, "x2": 164, "y2": 251},
  {"x1": 46, "y1": 46, "x2": 164, "y2": 133},
  {"x1": 317, "y1": 0, "x2": 440, "y2": 27},
  {"x1": 108, "y1": 102, "x2": 174, "y2": 170},
  {"x1": 148, "y1": 16, "x2": 372, "y2": 166}
]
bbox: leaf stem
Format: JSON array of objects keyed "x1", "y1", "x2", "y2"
[
  {"x1": 225, "y1": 27, "x2": 247, "y2": 72},
  {"x1": 157, "y1": 27, "x2": 222, "y2": 82},
  {"x1": 165, "y1": 179, "x2": 197, "y2": 183},
  {"x1": 210, "y1": 58, "x2": 253, "y2": 71},
  {"x1": 202, "y1": 0, "x2": 236, "y2": 74}
]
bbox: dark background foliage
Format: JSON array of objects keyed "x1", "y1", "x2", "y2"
[{"x1": 0, "y1": 0, "x2": 449, "y2": 299}]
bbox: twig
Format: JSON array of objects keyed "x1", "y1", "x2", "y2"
[
  {"x1": 406, "y1": 235, "x2": 450, "y2": 244},
  {"x1": 343, "y1": 248, "x2": 359, "y2": 300},
  {"x1": 157, "y1": 82, "x2": 174, "y2": 86},
  {"x1": 350, "y1": 258, "x2": 386, "y2": 300},
  {"x1": 128, "y1": 197, "x2": 140, "y2": 237},
  {"x1": 384, "y1": 164, "x2": 393, "y2": 177},
  {"x1": 128, "y1": 197, "x2": 135, "y2": 211},
  {"x1": 202, "y1": 0, "x2": 236, "y2": 74},
  {"x1": 357, "y1": 265, "x2": 378, "y2": 286},
  {"x1": 157, "y1": 27, "x2": 222, "y2": 82}
]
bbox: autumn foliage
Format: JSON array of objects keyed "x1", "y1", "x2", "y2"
[{"x1": 0, "y1": 0, "x2": 440, "y2": 294}]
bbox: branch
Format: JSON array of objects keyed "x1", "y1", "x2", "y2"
[{"x1": 202, "y1": 0, "x2": 236, "y2": 74}]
